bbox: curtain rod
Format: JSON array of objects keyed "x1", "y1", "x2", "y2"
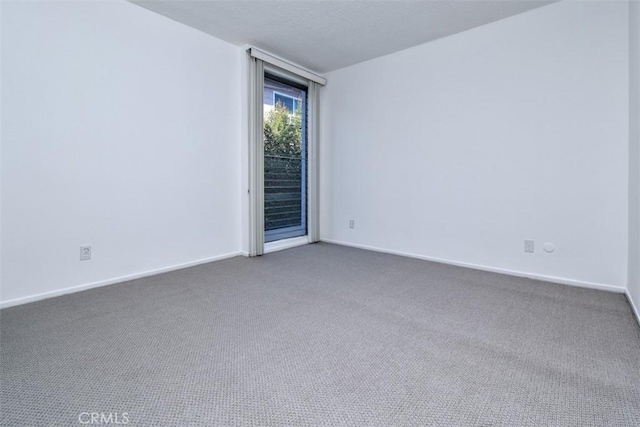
[{"x1": 247, "y1": 47, "x2": 327, "y2": 86}]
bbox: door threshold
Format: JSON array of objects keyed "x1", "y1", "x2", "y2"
[{"x1": 264, "y1": 236, "x2": 309, "y2": 254}]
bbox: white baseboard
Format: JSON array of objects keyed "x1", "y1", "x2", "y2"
[
  {"x1": 3, "y1": 240, "x2": 628, "y2": 310},
  {"x1": 0, "y1": 251, "x2": 242, "y2": 309},
  {"x1": 320, "y1": 238, "x2": 625, "y2": 294},
  {"x1": 626, "y1": 291, "x2": 640, "y2": 326}
]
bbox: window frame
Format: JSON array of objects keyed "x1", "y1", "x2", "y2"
[{"x1": 273, "y1": 91, "x2": 300, "y2": 112}]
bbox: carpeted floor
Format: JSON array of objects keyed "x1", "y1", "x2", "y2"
[{"x1": 1, "y1": 243, "x2": 639, "y2": 426}]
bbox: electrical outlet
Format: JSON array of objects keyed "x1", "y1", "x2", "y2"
[
  {"x1": 524, "y1": 240, "x2": 534, "y2": 253},
  {"x1": 80, "y1": 245, "x2": 91, "y2": 261},
  {"x1": 349, "y1": 220, "x2": 355, "y2": 229}
]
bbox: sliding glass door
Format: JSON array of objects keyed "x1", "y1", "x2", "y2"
[
  {"x1": 263, "y1": 76, "x2": 307, "y2": 243},
  {"x1": 247, "y1": 48, "x2": 323, "y2": 256}
]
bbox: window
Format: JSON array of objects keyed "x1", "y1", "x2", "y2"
[
  {"x1": 273, "y1": 91, "x2": 300, "y2": 112},
  {"x1": 265, "y1": 79, "x2": 307, "y2": 243}
]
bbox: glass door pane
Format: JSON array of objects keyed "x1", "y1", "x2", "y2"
[{"x1": 263, "y1": 76, "x2": 307, "y2": 242}]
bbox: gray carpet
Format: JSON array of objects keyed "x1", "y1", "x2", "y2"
[{"x1": 1, "y1": 243, "x2": 639, "y2": 426}]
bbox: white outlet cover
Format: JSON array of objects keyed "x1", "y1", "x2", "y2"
[
  {"x1": 80, "y1": 245, "x2": 92, "y2": 261},
  {"x1": 524, "y1": 240, "x2": 534, "y2": 253},
  {"x1": 543, "y1": 242, "x2": 555, "y2": 253}
]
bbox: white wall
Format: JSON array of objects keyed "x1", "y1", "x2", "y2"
[
  {"x1": 320, "y1": 0, "x2": 629, "y2": 290},
  {"x1": 629, "y1": 0, "x2": 640, "y2": 319},
  {"x1": 0, "y1": 0, "x2": 4, "y2": 304},
  {"x1": 1, "y1": 0, "x2": 242, "y2": 306}
]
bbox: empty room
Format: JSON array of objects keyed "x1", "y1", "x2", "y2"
[{"x1": 1, "y1": 0, "x2": 640, "y2": 425}]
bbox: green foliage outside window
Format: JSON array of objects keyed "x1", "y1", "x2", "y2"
[{"x1": 264, "y1": 101, "x2": 302, "y2": 157}]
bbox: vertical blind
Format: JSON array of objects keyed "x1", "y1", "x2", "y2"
[{"x1": 248, "y1": 56, "x2": 265, "y2": 256}]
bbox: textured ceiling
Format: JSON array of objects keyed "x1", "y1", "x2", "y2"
[{"x1": 130, "y1": 0, "x2": 557, "y2": 73}]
